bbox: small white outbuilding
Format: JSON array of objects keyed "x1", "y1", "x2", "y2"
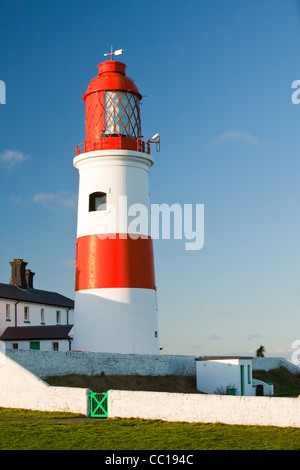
[{"x1": 195, "y1": 356, "x2": 255, "y2": 396}]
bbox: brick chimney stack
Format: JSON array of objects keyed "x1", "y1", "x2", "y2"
[
  {"x1": 25, "y1": 269, "x2": 35, "y2": 289},
  {"x1": 9, "y1": 259, "x2": 35, "y2": 289}
]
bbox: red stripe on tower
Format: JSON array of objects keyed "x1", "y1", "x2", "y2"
[{"x1": 75, "y1": 234, "x2": 156, "y2": 291}]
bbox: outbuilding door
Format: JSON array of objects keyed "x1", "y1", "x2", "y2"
[
  {"x1": 30, "y1": 341, "x2": 40, "y2": 350},
  {"x1": 240, "y1": 365, "x2": 244, "y2": 396}
]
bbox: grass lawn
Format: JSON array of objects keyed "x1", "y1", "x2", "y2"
[
  {"x1": 0, "y1": 408, "x2": 300, "y2": 450},
  {"x1": 1, "y1": 368, "x2": 300, "y2": 450}
]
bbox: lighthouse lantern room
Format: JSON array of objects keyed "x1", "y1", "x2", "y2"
[{"x1": 73, "y1": 50, "x2": 160, "y2": 354}]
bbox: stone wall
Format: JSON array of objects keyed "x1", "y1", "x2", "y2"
[
  {"x1": 6, "y1": 350, "x2": 196, "y2": 378},
  {"x1": 252, "y1": 356, "x2": 300, "y2": 374},
  {"x1": 5, "y1": 350, "x2": 300, "y2": 379}
]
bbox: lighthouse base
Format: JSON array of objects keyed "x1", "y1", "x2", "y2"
[{"x1": 72, "y1": 288, "x2": 160, "y2": 354}]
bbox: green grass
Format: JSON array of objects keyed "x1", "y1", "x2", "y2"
[
  {"x1": 1, "y1": 368, "x2": 300, "y2": 450},
  {"x1": 0, "y1": 411, "x2": 299, "y2": 450},
  {"x1": 0, "y1": 407, "x2": 83, "y2": 419}
]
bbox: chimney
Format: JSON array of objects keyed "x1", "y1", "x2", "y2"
[
  {"x1": 9, "y1": 259, "x2": 34, "y2": 289},
  {"x1": 25, "y1": 269, "x2": 35, "y2": 289}
]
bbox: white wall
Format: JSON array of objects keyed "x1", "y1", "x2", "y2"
[
  {"x1": 108, "y1": 390, "x2": 300, "y2": 428},
  {"x1": 0, "y1": 299, "x2": 14, "y2": 334},
  {"x1": 0, "y1": 353, "x2": 89, "y2": 415},
  {"x1": 0, "y1": 298, "x2": 74, "y2": 352},
  {"x1": 0, "y1": 298, "x2": 73, "y2": 335},
  {"x1": 196, "y1": 358, "x2": 254, "y2": 396},
  {"x1": 73, "y1": 288, "x2": 159, "y2": 354}
]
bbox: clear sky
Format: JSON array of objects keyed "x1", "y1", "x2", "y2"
[{"x1": 1, "y1": 0, "x2": 300, "y2": 361}]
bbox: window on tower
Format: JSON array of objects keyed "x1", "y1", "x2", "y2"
[
  {"x1": 104, "y1": 91, "x2": 140, "y2": 139},
  {"x1": 89, "y1": 192, "x2": 107, "y2": 212}
]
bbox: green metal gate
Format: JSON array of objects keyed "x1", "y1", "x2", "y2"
[{"x1": 90, "y1": 391, "x2": 108, "y2": 418}]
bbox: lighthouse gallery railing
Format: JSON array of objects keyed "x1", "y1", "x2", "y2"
[{"x1": 76, "y1": 137, "x2": 151, "y2": 156}]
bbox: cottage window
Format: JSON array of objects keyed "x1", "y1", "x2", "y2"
[
  {"x1": 41, "y1": 308, "x2": 45, "y2": 324},
  {"x1": 56, "y1": 310, "x2": 61, "y2": 325},
  {"x1": 24, "y1": 306, "x2": 30, "y2": 322},
  {"x1": 52, "y1": 342, "x2": 59, "y2": 351},
  {"x1": 5, "y1": 304, "x2": 10, "y2": 321}
]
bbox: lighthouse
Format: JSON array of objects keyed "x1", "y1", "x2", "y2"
[{"x1": 72, "y1": 50, "x2": 160, "y2": 354}]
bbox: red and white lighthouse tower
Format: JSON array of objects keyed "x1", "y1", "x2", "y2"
[{"x1": 72, "y1": 50, "x2": 160, "y2": 354}]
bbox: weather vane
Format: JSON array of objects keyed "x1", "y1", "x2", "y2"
[{"x1": 104, "y1": 46, "x2": 124, "y2": 61}]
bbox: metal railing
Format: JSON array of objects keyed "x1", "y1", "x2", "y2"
[{"x1": 75, "y1": 137, "x2": 150, "y2": 156}]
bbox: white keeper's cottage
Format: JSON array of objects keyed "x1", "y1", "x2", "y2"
[{"x1": 0, "y1": 259, "x2": 74, "y2": 351}]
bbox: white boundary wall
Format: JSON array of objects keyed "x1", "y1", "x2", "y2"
[
  {"x1": 108, "y1": 390, "x2": 300, "y2": 428},
  {"x1": 0, "y1": 353, "x2": 89, "y2": 415}
]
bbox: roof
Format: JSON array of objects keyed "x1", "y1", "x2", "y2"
[
  {"x1": 0, "y1": 325, "x2": 73, "y2": 341},
  {"x1": 83, "y1": 60, "x2": 142, "y2": 101},
  {"x1": 0, "y1": 283, "x2": 74, "y2": 308},
  {"x1": 195, "y1": 356, "x2": 253, "y2": 361}
]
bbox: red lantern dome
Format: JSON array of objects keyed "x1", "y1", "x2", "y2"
[{"x1": 76, "y1": 59, "x2": 147, "y2": 155}]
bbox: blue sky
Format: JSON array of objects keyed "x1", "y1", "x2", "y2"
[{"x1": 1, "y1": 0, "x2": 300, "y2": 360}]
